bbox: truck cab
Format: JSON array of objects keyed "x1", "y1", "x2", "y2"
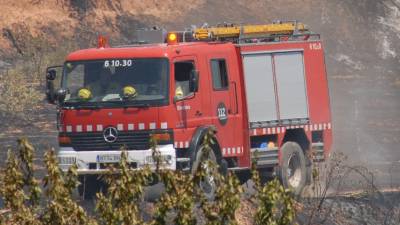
[{"x1": 46, "y1": 39, "x2": 247, "y2": 172}]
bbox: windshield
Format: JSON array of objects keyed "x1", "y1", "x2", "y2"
[{"x1": 62, "y1": 58, "x2": 169, "y2": 106}]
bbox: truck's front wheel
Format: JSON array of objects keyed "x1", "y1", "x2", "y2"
[
  {"x1": 191, "y1": 145, "x2": 219, "y2": 200},
  {"x1": 277, "y1": 142, "x2": 307, "y2": 196}
]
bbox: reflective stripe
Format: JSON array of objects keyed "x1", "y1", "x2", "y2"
[
  {"x1": 139, "y1": 123, "x2": 145, "y2": 130},
  {"x1": 96, "y1": 124, "x2": 103, "y2": 132},
  {"x1": 66, "y1": 125, "x2": 72, "y2": 132},
  {"x1": 76, "y1": 125, "x2": 82, "y2": 132},
  {"x1": 161, "y1": 122, "x2": 168, "y2": 129}
]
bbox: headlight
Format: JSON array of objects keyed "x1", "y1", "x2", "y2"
[{"x1": 145, "y1": 154, "x2": 173, "y2": 165}]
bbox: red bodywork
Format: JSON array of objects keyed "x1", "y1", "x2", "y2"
[{"x1": 60, "y1": 40, "x2": 332, "y2": 169}]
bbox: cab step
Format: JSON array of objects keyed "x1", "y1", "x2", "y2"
[
  {"x1": 251, "y1": 147, "x2": 279, "y2": 167},
  {"x1": 312, "y1": 142, "x2": 325, "y2": 162}
]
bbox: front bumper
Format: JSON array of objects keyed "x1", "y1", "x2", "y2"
[{"x1": 57, "y1": 144, "x2": 176, "y2": 174}]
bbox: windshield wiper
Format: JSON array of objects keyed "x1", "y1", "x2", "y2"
[
  {"x1": 123, "y1": 102, "x2": 150, "y2": 108},
  {"x1": 63, "y1": 101, "x2": 150, "y2": 109},
  {"x1": 104, "y1": 100, "x2": 150, "y2": 108},
  {"x1": 73, "y1": 102, "x2": 100, "y2": 110}
]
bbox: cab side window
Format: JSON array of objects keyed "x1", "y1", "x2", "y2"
[
  {"x1": 211, "y1": 59, "x2": 228, "y2": 90},
  {"x1": 64, "y1": 64, "x2": 84, "y2": 100},
  {"x1": 174, "y1": 61, "x2": 195, "y2": 98}
]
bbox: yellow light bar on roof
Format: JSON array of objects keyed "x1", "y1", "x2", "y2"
[{"x1": 194, "y1": 22, "x2": 308, "y2": 40}]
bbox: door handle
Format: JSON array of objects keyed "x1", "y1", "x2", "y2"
[
  {"x1": 195, "y1": 110, "x2": 202, "y2": 116},
  {"x1": 230, "y1": 81, "x2": 238, "y2": 114}
]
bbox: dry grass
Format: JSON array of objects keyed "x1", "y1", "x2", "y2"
[
  {"x1": 0, "y1": 68, "x2": 42, "y2": 121},
  {"x1": 235, "y1": 199, "x2": 257, "y2": 225},
  {"x1": 394, "y1": 78, "x2": 400, "y2": 88}
]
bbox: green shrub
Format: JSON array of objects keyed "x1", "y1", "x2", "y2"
[
  {"x1": 254, "y1": 179, "x2": 295, "y2": 225},
  {"x1": 96, "y1": 151, "x2": 152, "y2": 225},
  {"x1": 0, "y1": 139, "x2": 95, "y2": 225},
  {"x1": 153, "y1": 170, "x2": 197, "y2": 225},
  {"x1": 251, "y1": 150, "x2": 295, "y2": 225},
  {"x1": 42, "y1": 149, "x2": 95, "y2": 225},
  {"x1": 0, "y1": 136, "x2": 296, "y2": 225},
  {"x1": 0, "y1": 138, "x2": 42, "y2": 224}
]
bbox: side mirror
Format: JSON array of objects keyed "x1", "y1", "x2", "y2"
[
  {"x1": 45, "y1": 66, "x2": 63, "y2": 104},
  {"x1": 46, "y1": 69, "x2": 56, "y2": 80},
  {"x1": 189, "y1": 70, "x2": 199, "y2": 93}
]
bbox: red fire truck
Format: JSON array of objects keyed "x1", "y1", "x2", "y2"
[{"x1": 45, "y1": 21, "x2": 332, "y2": 196}]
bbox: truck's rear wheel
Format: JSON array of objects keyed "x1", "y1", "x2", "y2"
[{"x1": 278, "y1": 142, "x2": 306, "y2": 196}]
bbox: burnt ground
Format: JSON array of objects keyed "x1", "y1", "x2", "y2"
[
  {"x1": 1, "y1": 77, "x2": 400, "y2": 224},
  {"x1": 330, "y1": 72, "x2": 400, "y2": 191},
  {"x1": 0, "y1": 72, "x2": 400, "y2": 224},
  {"x1": 296, "y1": 192, "x2": 400, "y2": 225}
]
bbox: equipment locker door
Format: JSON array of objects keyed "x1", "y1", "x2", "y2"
[
  {"x1": 274, "y1": 52, "x2": 308, "y2": 121},
  {"x1": 242, "y1": 51, "x2": 309, "y2": 126},
  {"x1": 208, "y1": 56, "x2": 242, "y2": 157},
  {"x1": 242, "y1": 54, "x2": 278, "y2": 125}
]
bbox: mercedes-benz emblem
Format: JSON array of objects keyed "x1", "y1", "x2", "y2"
[{"x1": 103, "y1": 127, "x2": 118, "y2": 143}]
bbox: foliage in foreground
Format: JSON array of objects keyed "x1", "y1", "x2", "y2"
[{"x1": 0, "y1": 134, "x2": 295, "y2": 225}]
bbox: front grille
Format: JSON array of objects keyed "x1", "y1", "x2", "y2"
[{"x1": 66, "y1": 130, "x2": 172, "y2": 151}]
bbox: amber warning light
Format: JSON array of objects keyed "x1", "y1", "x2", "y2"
[
  {"x1": 97, "y1": 35, "x2": 109, "y2": 48},
  {"x1": 167, "y1": 32, "x2": 178, "y2": 45}
]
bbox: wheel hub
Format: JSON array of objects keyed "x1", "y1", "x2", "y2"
[
  {"x1": 287, "y1": 153, "x2": 302, "y2": 188},
  {"x1": 200, "y1": 161, "x2": 216, "y2": 194}
]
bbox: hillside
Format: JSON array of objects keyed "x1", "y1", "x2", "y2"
[
  {"x1": 0, "y1": 0, "x2": 399, "y2": 175},
  {"x1": 1, "y1": 0, "x2": 399, "y2": 72}
]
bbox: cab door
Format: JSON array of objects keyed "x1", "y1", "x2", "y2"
[
  {"x1": 172, "y1": 56, "x2": 210, "y2": 129},
  {"x1": 208, "y1": 55, "x2": 243, "y2": 157}
]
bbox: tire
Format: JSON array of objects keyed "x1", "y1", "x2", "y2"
[
  {"x1": 191, "y1": 145, "x2": 219, "y2": 200},
  {"x1": 277, "y1": 142, "x2": 307, "y2": 196},
  {"x1": 78, "y1": 175, "x2": 106, "y2": 200}
]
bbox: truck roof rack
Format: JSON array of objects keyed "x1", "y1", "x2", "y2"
[
  {"x1": 192, "y1": 21, "x2": 319, "y2": 43},
  {"x1": 133, "y1": 21, "x2": 319, "y2": 45}
]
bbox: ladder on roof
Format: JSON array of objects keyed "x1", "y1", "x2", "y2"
[{"x1": 193, "y1": 21, "x2": 313, "y2": 43}]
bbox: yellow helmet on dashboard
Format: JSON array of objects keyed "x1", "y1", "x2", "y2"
[
  {"x1": 123, "y1": 86, "x2": 137, "y2": 98},
  {"x1": 78, "y1": 88, "x2": 92, "y2": 100}
]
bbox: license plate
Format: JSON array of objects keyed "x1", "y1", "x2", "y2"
[{"x1": 97, "y1": 154, "x2": 121, "y2": 163}]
